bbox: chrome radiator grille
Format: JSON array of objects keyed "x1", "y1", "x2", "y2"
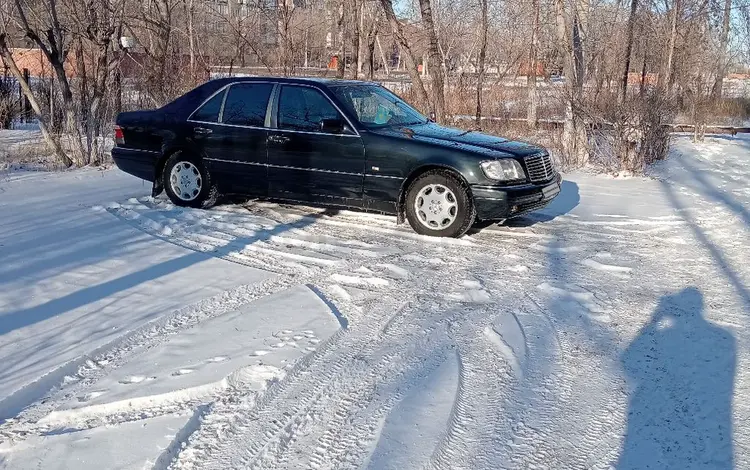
[{"x1": 524, "y1": 153, "x2": 554, "y2": 182}]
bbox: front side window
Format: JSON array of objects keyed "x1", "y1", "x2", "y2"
[
  {"x1": 222, "y1": 83, "x2": 273, "y2": 127},
  {"x1": 190, "y1": 90, "x2": 225, "y2": 123},
  {"x1": 278, "y1": 86, "x2": 343, "y2": 133},
  {"x1": 330, "y1": 85, "x2": 427, "y2": 129}
]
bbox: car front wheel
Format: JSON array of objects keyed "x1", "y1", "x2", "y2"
[
  {"x1": 405, "y1": 170, "x2": 475, "y2": 238},
  {"x1": 162, "y1": 152, "x2": 217, "y2": 208}
]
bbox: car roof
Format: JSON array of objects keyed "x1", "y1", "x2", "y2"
[{"x1": 206, "y1": 76, "x2": 378, "y2": 88}]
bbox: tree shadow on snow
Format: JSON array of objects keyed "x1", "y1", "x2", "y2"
[
  {"x1": 679, "y1": 156, "x2": 750, "y2": 230},
  {"x1": 0, "y1": 203, "x2": 322, "y2": 422},
  {"x1": 618, "y1": 287, "x2": 736, "y2": 470},
  {"x1": 659, "y1": 178, "x2": 750, "y2": 313},
  {"x1": 0, "y1": 205, "x2": 321, "y2": 340}
]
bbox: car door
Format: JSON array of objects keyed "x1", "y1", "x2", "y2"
[
  {"x1": 267, "y1": 84, "x2": 365, "y2": 204},
  {"x1": 189, "y1": 82, "x2": 273, "y2": 196}
]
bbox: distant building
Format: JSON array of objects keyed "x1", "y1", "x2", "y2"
[
  {"x1": 517, "y1": 60, "x2": 546, "y2": 78},
  {"x1": 0, "y1": 48, "x2": 204, "y2": 81},
  {"x1": 0, "y1": 48, "x2": 63, "y2": 79},
  {"x1": 627, "y1": 72, "x2": 658, "y2": 86}
]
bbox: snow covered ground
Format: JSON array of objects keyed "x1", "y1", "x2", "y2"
[{"x1": 0, "y1": 133, "x2": 749, "y2": 469}]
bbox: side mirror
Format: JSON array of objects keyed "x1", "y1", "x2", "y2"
[
  {"x1": 429, "y1": 112, "x2": 436, "y2": 122},
  {"x1": 320, "y1": 118, "x2": 345, "y2": 134}
]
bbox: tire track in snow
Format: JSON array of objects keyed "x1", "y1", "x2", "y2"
[
  {"x1": 168, "y1": 245, "x2": 511, "y2": 469},
  {"x1": 28, "y1": 196, "x2": 640, "y2": 465},
  {"x1": 487, "y1": 293, "x2": 625, "y2": 469},
  {"x1": 113, "y1": 198, "x2": 415, "y2": 275},
  {"x1": 106, "y1": 203, "x2": 300, "y2": 275},
  {"x1": 223, "y1": 199, "x2": 652, "y2": 468},
  {"x1": 310, "y1": 344, "x2": 456, "y2": 470},
  {"x1": 169, "y1": 297, "x2": 414, "y2": 470},
  {"x1": 284, "y1": 308, "x2": 461, "y2": 470},
  {"x1": 423, "y1": 307, "x2": 517, "y2": 470},
  {"x1": 108, "y1": 201, "x2": 334, "y2": 274},
  {"x1": 2, "y1": 199, "x2": 410, "y2": 441}
]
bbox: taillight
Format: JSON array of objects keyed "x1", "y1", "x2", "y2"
[{"x1": 114, "y1": 126, "x2": 124, "y2": 146}]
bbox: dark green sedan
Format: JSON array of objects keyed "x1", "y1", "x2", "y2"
[{"x1": 112, "y1": 77, "x2": 561, "y2": 238}]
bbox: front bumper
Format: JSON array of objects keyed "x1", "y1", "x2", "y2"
[{"x1": 472, "y1": 173, "x2": 562, "y2": 221}]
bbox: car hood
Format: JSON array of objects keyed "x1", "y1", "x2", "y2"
[{"x1": 369, "y1": 122, "x2": 544, "y2": 157}]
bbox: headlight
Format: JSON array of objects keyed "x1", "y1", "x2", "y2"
[{"x1": 480, "y1": 159, "x2": 525, "y2": 181}]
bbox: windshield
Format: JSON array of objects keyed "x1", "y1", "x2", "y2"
[{"x1": 330, "y1": 85, "x2": 428, "y2": 128}]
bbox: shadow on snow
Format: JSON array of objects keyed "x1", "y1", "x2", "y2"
[{"x1": 618, "y1": 287, "x2": 735, "y2": 470}]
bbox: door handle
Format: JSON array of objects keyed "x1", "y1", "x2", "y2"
[
  {"x1": 194, "y1": 127, "x2": 213, "y2": 135},
  {"x1": 268, "y1": 134, "x2": 290, "y2": 144}
]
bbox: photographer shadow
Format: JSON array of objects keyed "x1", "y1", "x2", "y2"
[{"x1": 618, "y1": 287, "x2": 735, "y2": 470}]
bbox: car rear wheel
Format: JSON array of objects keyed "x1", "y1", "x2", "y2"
[
  {"x1": 162, "y1": 152, "x2": 217, "y2": 208},
  {"x1": 405, "y1": 170, "x2": 475, "y2": 238}
]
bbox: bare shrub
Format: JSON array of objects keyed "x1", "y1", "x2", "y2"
[{"x1": 590, "y1": 92, "x2": 676, "y2": 173}]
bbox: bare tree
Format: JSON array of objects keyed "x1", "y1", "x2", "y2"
[
  {"x1": 661, "y1": 0, "x2": 680, "y2": 90},
  {"x1": 555, "y1": 0, "x2": 589, "y2": 166},
  {"x1": 379, "y1": 0, "x2": 429, "y2": 108},
  {"x1": 475, "y1": 0, "x2": 488, "y2": 125},
  {"x1": 349, "y1": 0, "x2": 361, "y2": 78},
  {"x1": 620, "y1": 0, "x2": 638, "y2": 101},
  {"x1": 336, "y1": 0, "x2": 345, "y2": 77},
  {"x1": 69, "y1": 0, "x2": 123, "y2": 164},
  {"x1": 278, "y1": 0, "x2": 296, "y2": 75},
  {"x1": 361, "y1": 1, "x2": 381, "y2": 80},
  {"x1": 1, "y1": 0, "x2": 89, "y2": 166},
  {"x1": 527, "y1": 0, "x2": 540, "y2": 128},
  {"x1": 418, "y1": 0, "x2": 446, "y2": 122},
  {"x1": 711, "y1": 0, "x2": 731, "y2": 98},
  {"x1": 0, "y1": 34, "x2": 71, "y2": 166}
]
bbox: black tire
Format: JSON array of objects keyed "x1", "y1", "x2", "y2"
[
  {"x1": 162, "y1": 151, "x2": 218, "y2": 209},
  {"x1": 405, "y1": 170, "x2": 476, "y2": 238}
]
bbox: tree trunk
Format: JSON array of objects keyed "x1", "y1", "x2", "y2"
[
  {"x1": 75, "y1": 39, "x2": 92, "y2": 165},
  {"x1": 527, "y1": 0, "x2": 540, "y2": 128},
  {"x1": 364, "y1": 14, "x2": 378, "y2": 81},
  {"x1": 304, "y1": 26, "x2": 309, "y2": 68},
  {"x1": 661, "y1": 0, "x2": 679, "y2": 90},
  {"x1": 711, "y1": 0, "x2": 731, "y2": 99},
  {"x1": 379, "y1": 0, "x2": 429, "y2": 108},
  {"x1": 418, "y1": 0, "x2": 446, "y2": 123},
  {"x1": 88, "y1": 36, "x2": 112, "y2": 165},
  {"x1": 555, "y1": 0, "x2": 589, "y2": 166},
  {"x1": 115, "y1": 67, "x2": 122, "y2": 116},
  {"x1": 355, "y1": 1, "x2": 365, "y2": 78},
  {"x1": 336, "y1": 0, "x2": 346, "y2": 78},
  {"x1": 366, "y1": 39, "x2": 376, "y2": 79},
  {"x1": 620, "y1": 0, "x2": 638, "y2": 101},
  {"x1": 351, "y1": 0, "x2": 362, "y2": 79},
  {"x1": 188, "y1": 0, "x2": 196, "y2": 82},
  {"x1": 476, "y1": 0, "x2": 488, "y2": 126},
  {"x1": 141, "y1": 0, "x2": 173, "y2": 106},
  {"x1": 639, "y1": 50, "x2": 648, "y2": 96}
]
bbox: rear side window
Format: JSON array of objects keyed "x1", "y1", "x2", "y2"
[
  {"x1": 278, "y1": 86, "x2": 342, "y2": 132},
  {"x1": 222, "y1": 83, "x2": 273, "y2": 127},
  {"x1": 190, "y1": 90, "x2": 225, "y2": 123}
]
